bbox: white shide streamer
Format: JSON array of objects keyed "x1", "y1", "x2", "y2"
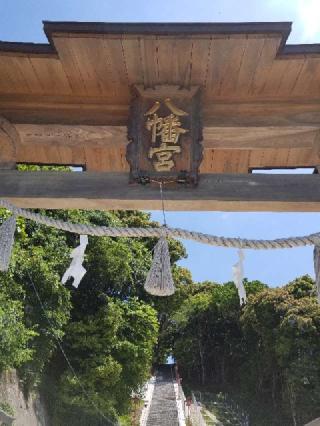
[
  {"x1": 62, "y1": 235, "x2": 88, "y2": 288},
  {"x1": 232, "y1": 249, "x2": 247, "y2": 305}
]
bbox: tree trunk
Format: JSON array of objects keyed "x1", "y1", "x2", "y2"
[
  {"x1": 221, "y1": 356, "x2": 225, "y2": 385},
  {"x1": 198, "y1": 339, "x2": 205, "y2": 385},
  {"x1": 272, "y1": 372, "x2": 276, "y2": 408},
  {"x1": 288, "y1": 382, "x2": 297, "y2": 426}
]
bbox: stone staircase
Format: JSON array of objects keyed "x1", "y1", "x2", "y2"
[{"x1": 146, "y1": 365, "x2": 179, "y2": 426}]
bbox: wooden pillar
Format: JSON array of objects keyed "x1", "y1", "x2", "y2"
[
  {"x1": 0, "y1": 116, "x2": 20, "y2": 169},
  {"x1": 313, "y1": 131, "x2": 320, "y2": 173}
]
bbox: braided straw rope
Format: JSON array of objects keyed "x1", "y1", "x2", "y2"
[{"x1": 1, "y1": 199, "x2": 320, "y2": 250}]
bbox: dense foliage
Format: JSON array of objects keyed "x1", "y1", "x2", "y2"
[
  {"x1": 0, "y1": 209, "x2": 180, "y2": 424},
  {"x1": 0, "y1": 274, "x2": 35, "y2": 370},
  {"x1": 54, "y1": 298, "x2": 158, "y2": 424},
  {"x1": 169, "y1": 276, "x2": 320, "y2": 426},
  {"x1": 1, "y1": 206, "x2": 320, "y2": 425}
]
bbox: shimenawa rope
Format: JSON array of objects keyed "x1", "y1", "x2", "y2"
[{"x1": 1, "y1": 199, "x2": 320, "y2": 250}]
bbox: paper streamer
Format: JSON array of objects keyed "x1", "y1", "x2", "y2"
[
  {"x1": 232, "y1": 249, "x2": 247, "y2": 305},
  {"x1": 62, "y1": 235, "x2": 88, "y2": 288}
]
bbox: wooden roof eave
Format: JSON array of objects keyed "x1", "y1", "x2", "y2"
[
  {"x1": 0, "y1": 40, "x2": 57, "y2": 58},
  {"x1": 0, "y1": 21, "x2": 319, "y2": 60}
]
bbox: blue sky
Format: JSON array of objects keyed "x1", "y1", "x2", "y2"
[
  {"x1": 1, "y1": 0, "x2": 320, "y2": 43},
  {"x1": 1, "y1": 0, "x2": 320, "y2": 286}
]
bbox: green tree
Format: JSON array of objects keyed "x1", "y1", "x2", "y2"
[
  {"x1": 0, "y1": 209, "x2": 71, "y2": 386},
  {"x1": 240, "y1": 276, "x2": 320, "y2": 425},
  {"x1": 0, "y1": 274, "x2": 36, "y2": 370},
  {"x1": 54, "y1": 298, "x2": 158, "y2": 423}
]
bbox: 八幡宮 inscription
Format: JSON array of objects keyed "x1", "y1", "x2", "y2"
[
  {"x1": 127, "y1": 85, "x2": 203, "y2": 184},
  {"x1": 145, "y1": 99, "x2": 188, "y2": 172}
]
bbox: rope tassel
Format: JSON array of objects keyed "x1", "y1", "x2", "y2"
[
  {"x1": 313, "y1": 245, "x2": 320, "y2": 303},
  {"x1": 144, "y1": 237, "x2": 175, "y2": 296},
  {"x1": 232, "y1": 249, "x2": 247, "y2": 305},
  {"x1": 0, "y1": 215, "x2": 16, "y2": 272}
]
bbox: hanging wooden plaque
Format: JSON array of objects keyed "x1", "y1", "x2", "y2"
[{"x1": 127, "y1": 85, "x2": 203, "y2": 185}]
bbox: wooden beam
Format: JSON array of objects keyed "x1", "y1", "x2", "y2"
[
  {"x1": 204, "y1": 101, "x2": 320, "y2": 127},
  {"x1": 203, "y1": 127, "x2": 320, "y2": 150},
  {"x1": 9, "y1": 124, "x2": 320, "y2": 175},
  {"x1": 1, "y1": 171, "x2": 320, "y2": 212},
  {"x1": 2, "y1": 97, "x2": 320, "y2": 127},
  {"x1": 16, "y1": 124, "x2": 320, "y2": 151},
  {"x1": 0, "y1": 95, "x2": 128, "y2": 125},
  {"x1": 16, "y1": 124, "x2": 127, "y2": 149}
]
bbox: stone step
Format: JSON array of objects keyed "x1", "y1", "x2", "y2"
[{"x1": 146, "y1": 365, "x2": 179, "y2": 426}]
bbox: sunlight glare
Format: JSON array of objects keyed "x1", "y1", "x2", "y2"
[{"x1": 297, "y1": 0, "x2": 320, "y2": 41}]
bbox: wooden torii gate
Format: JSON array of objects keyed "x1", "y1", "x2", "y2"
[{"x1": 1, "y1": 21, "x2": 320, "y2": 211}]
